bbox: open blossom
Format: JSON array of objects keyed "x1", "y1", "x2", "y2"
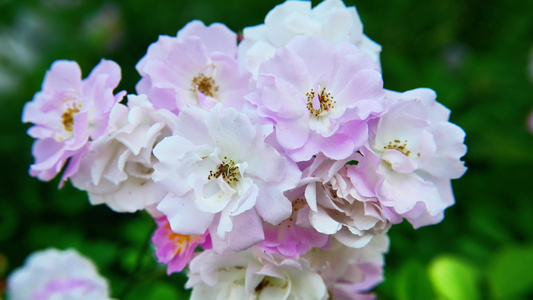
[
  {"x1": 152, "y1": 104, "x2": 301, "y2": 251},
  {"x1": 239, "y1": 0, "x2": 382, "y2": 77},
  {"x1": 152, "y1": 216, "x2": 212, "y2": 274},
  {"x1": 136, "y1": 20, "x2": 251, "y2": 114},
  {"x1": 69, "y1": 94, "x2": 177, "y2": 213},
  {"x1": 22, "y1": 59, "x2": 125, "y2": 182},
  {"x1": 7, "y1": 248, "x2": 112, "y2": 300},
  {"x1": 186, "y1": 247, "x2": 328, "y2": 300},
  {"x1": 302, "y1": 149, "x2": 390, "y2": 248},
  {"x1": 248, "y1": 36, "x2": 384, "y2": 162},
  {"x1": 369, "y1": 88, "x2": 467, "y2": 227},
  {"x1": 304, "y1": 234, "x2": 389, "y2": 300}
]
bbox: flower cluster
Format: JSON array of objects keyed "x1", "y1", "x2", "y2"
[{"x1": 15, "y1": 0, "x2": 467, "y2": 299}]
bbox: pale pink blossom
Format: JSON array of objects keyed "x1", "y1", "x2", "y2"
[
  {"x1": 152, "y1": 216, "x2": 211, "y2": 274},
  {"x1": 302, "y1": 149, "x2": 390, "y2": 248},
  {"x1": 248, "y1": 36, "x2": 384, "y2": 162},
  {"x1": 259, "y1": 192, "x2": 330, "y2": 258},
  {"x1": 369, "y1": 88, "x2": 467, "y2": 227},
  {"x1": 70, "y1": 94, "x2": 177, "y2": 212},
  {"x1": 7, "y1": 248, "x2": 112, "y2": 300},
  {"x1": 303, "y1": 234, "x2": 389, "y2": 299},
  {"x1": 136, "y1": 20, "x2": 250, "y2": 114},
  {"x1": 152, "y1": 104, "x2": 301, "y2": 251},
  {"x1": 186, "y1": 247, "x2": 328, "y2": 300},
  {"x1": 22, "y1": 59, "x2": 125, "y2": 183},
  {"x1": 239, "y1": 0, "x2": 382, "y2": 78}
]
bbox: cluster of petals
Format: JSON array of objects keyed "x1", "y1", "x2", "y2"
[
  {"x1": 152, "y1": 216, "x2": 212, "y2": 274},
  {"x1": 22, "y1": 59, "x2": 125, "y2": 182},
  {"x1": 301, "y1": 149, "x2": 391, "y2": 248},
  {"x1": 186, "y1": 246, "x2": 329, "y2": 300},
  {"x1": 136, "y1": 20, "x2": 251, "y2": 114},
  {"x1": 152, "y1": 104, "x2": 301, "y2": 251},
  {"x1": 259, "y1": 193, "x2": 331, "y2": 258},
  {"x1": 18, "y1": 0, "x2": 469, "y2": 298},
  {"x1": 248, "y1": 35, "x2": 385, "y2": 162},
  {"x1": 303, "y1": 235, "x2": 389, "y2": 299},
  {"x1": 368, "y1": 88, "x2": 467, "y2": 228},
  {"x1": 70, "y1": 94, "x2": 177, "y2": 213},
  {"x1": 239, "y1": 0, "x2": 382, "y2": 77},
  {"x1": 7, "y1": 248, "x2": 112, "y2": 300}
]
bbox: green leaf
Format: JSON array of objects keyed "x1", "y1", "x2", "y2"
[
  {"x1": 395, "y1": 260, "x2": 434, "y2": 300},
  {"x1": 147, "y1": 282, "x2": 182, "y2": 299},
  {"x1": 27, "y1": 224, "x2": 84, "y2": 250},
  {"x1": 346, "y1": 160, "x2": 359, "y2": 166},
  {"x1": 80, "y1": 240, "x2": 119, "y2": 270},
  {"x1": 0, "y1": 201, "x2": 18, "y2": 242},
  {"x1": 428, "y1": 255, "x2": 480, "y2": 300},
  {"x1": 120, "y1": 213, "x2": 155, "y2": 243},
  {"x1": 488, "y1": 245, "x2": 533, "y2": 299}
]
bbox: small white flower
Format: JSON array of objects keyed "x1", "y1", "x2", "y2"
[
  {"x1": 152, "y1": 104, "x2": 301, "y2": 250},
  {"x1": 302, "y1": 150, "x2": 390, "y2": 249},
  {"x1": 239, "y1": 0, "x2": 381, "y2": 78},
  {"x1": 70, "y1": 94, "x2": 177, "y2": 212},
  {"x1": 370, "y1": 88, "x2": 467, "y2": 227},
  {"x1": 186, "y1": 247, "x2": 328, "y2": 300},
  {"x1": 7, "y1": 248, "x2": 112, "y2": 300},
  {"x1": 303, "y1": 234, "x2": 389, "y2": 299}
]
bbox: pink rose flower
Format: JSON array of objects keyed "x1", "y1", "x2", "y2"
[
  {"x1": 152, "y1": 216, "x2": 211, "y2": 274},
  {"x1": 302, "y1": 149, "x2": 390, "y2": 248},
  {"x1": 259, "y1": 193, "x2": 330, "y2": 258},
  {"x1": 22, "y1": 59, "x2": 125, "y2": 183},
  {"x1": 369, "y1": 88, "x2": 467, "y2": 228},
  {"x1": 248, "y1": 36, "x2": 384, "y2": 162},
  {"x1": 136, "y1": 20, "x2": 251, "y2": 114}
]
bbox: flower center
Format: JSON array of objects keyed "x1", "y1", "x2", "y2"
[
  {"x1": 254, "y1": 276, "x2": 287, "y2": 294},
  {"x1": 208, "y1": 157, "x2": 240, "y2": 185},
  {"x1": 255, "y1": 278, "x2": 272, "y2": 293},
  {"x1": 384, "y1": 139, "x2": 412, "y2": 156},
  {"x1": 306, "y1": 86, "x2": 336, "y2": 117},
  {"x1": 61, "y1": 105, "x2": 80, "y2": 132},
  {"x1": 191, "y1": 73, "x2": 219, "y2": 97},
  {"x1": 292, "y1": 198, "x2": 306, "y2": 212},
  {"x1": 164, "y1": 222, "x2": 203, "y2": 254},
  {"x1": 167, "y1": 229, "x2": 191, "y2": 249}
]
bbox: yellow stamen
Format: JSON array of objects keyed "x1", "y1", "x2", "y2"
[
  {"x1": 191, "y1": 73, "x2": 219, "y2": 97},
  {"x1": 61, "y1": 105, "x2": 80, "y2": 132},
  {"x1": 306, "y1": 86, "x2": 336, "y2": 117}
]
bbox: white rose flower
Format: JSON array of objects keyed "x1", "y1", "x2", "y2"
[
  {"x1": 152, "y1": 104, "x2": 301, "y2": 251},
  {"x1": 302, "y1": 150, "x2": 391, "y2": 249},
  {"x1": 239, "y1": 0, "x2": 382, "y2": 78},
  {"x1": 70, "y1": 94, "x2": 177, "y2": 212},
  {"x1": 186, "y1": 247, "x2": 328, "y2": 300},
  {"x1": 7, "y1": 248, "x2": 112, "y2": 300},
  {"x1": 369, "y1": 88, "x2": 467, "y2": 227},
  {"x1": 303, "y1": 234, "x2": 389, "y2": 299}
]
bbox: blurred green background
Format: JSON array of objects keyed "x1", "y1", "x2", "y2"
[{"x1": 1, "y1": 0, "x2": 532, "y2": 299}]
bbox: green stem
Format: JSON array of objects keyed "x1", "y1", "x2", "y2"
[{"x1": 117, "y1": 220, "x2": 158, "y2": 299}]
